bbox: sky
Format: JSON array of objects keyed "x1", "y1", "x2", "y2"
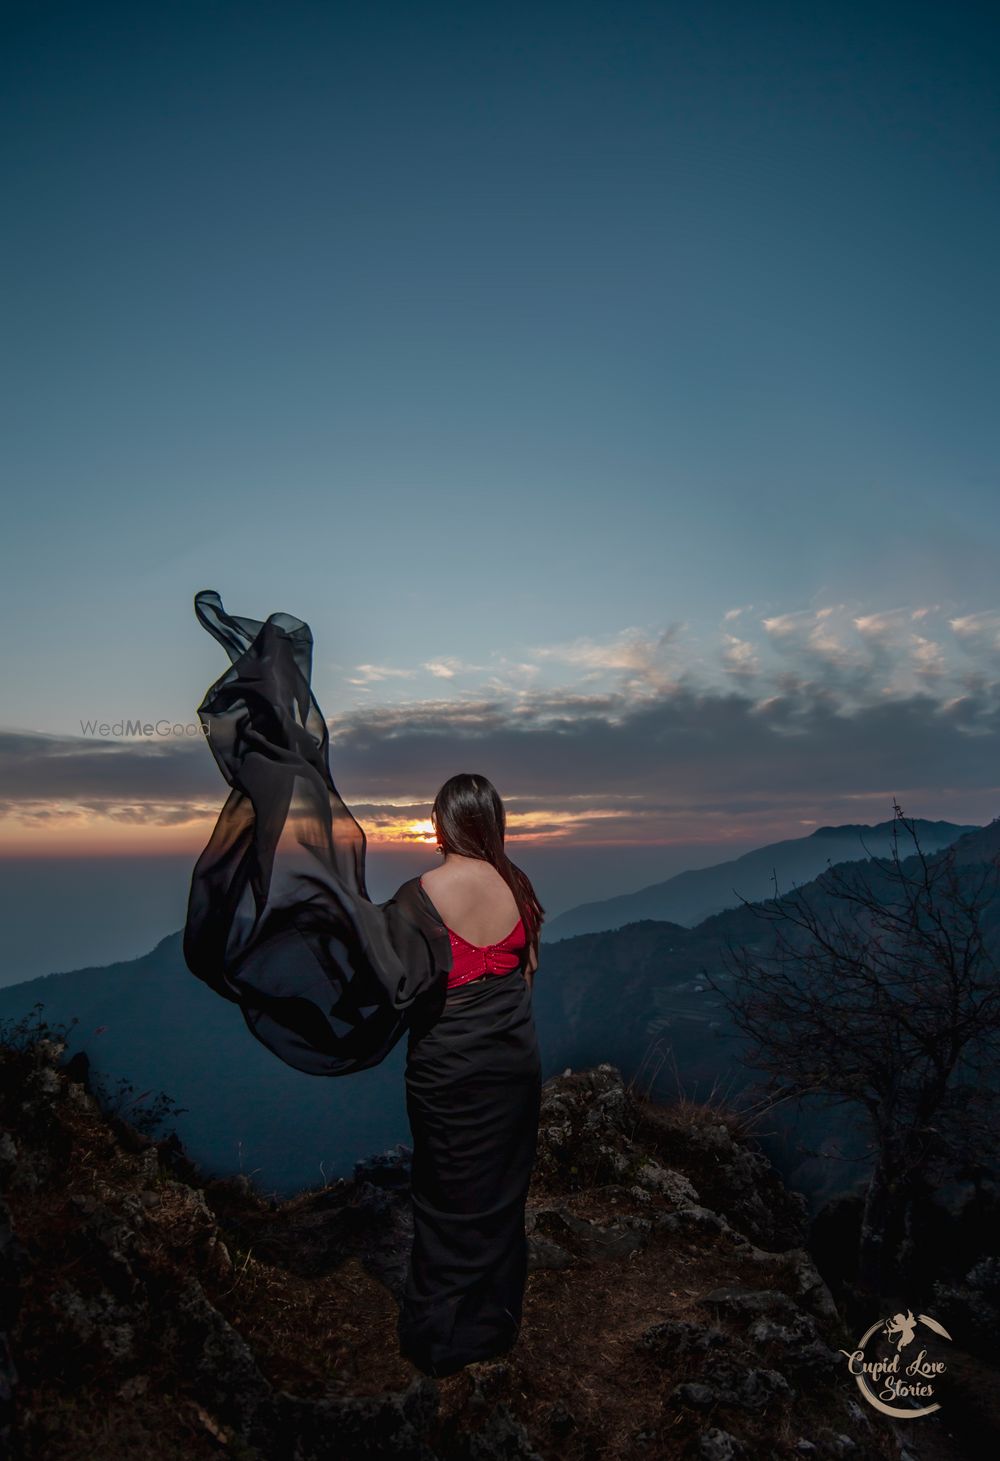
[{"x1": 1, "y1": 0, "x2": 999, "y2": 974}]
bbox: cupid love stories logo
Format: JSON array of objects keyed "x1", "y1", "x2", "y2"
[{"x1": 839, "y1": 1307, "x2": 952, "y2": 1418}]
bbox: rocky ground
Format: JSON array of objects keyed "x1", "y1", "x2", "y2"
[{"x1": 0, "y1": 1023, "x2": 993, "y2": 1459}]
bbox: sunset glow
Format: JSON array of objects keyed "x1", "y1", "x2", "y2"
[
  {"x1": 0, "y1": 802, "x2": 648, "y2": 857},
  {"x1": 403, "y1": 819, "x2": 436, "y2": 843}
]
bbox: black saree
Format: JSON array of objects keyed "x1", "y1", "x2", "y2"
[
  {"x1": 400, "y1": 966, "x2": 542, "y2": 1375},
  {"x1": 184, "y1": 590, "x2": 542, "y2": 1373}
]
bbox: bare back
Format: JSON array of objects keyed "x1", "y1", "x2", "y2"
[{"x1": 420, "y1": 859, "x2": 522, "y2": 947}]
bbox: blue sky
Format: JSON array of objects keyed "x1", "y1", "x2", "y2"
[{"x1": 1, "y1": 0, "x2": 999, "y2": 899}]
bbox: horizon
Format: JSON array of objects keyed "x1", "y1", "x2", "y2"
[{"x1": 0, "y1": 809, "x2": 987, "y2": 990}]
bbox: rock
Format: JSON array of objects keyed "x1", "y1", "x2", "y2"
[
  {"x1": 61, "y1": 1049, "x2": 91, "y2": 1088},
  {"x1": 671, "y1": 1381, "x2": 717, "y2": 1409},
  {"x1": 0, "y1": 1198, "x2": 28, "y2": 1456},
  {"x1": 534, "y1": 1065, "x2": 645, "y2": 1188},
  {"x1": 66, "y1": 1193, "x2": 145, "y2": 1297},
  {"x1": 931, "y1": 1253, "x2": 1000, "y2": 1354},
  {"x1": 810, "y1": 1428, "x2": 857, "y2": 1456},
  {"x1": 544, "y1": 1398, "x2": 575, "y2": 1435},
  {"x1": 528, "y1": 1206, "x2": 650, "y2": 1261},
  {"x1": 24, "y1": 1063, "x2": 62, "y2": 1102},
  {"x1": 51, "y1": 1282, "x2": 139, "y2": 1361},
  {"x1": 208, "y1": 1171, "x2": 258, "y2": 1202},
  {"x1": 354, "y1": 1144, "x2": 412, "y2": 1191},
  {"x1": 659, "y1": 1113, "x2": 808, "y2": 1250},
  {"x1": 264, "y1": 1375, "x2": 439, "y2": 1461},
  {"x1": 686, "y1": 1426, "x2": 749, "y2": 1459},
  {"x1": 170, "y1": 1274, "x2": 271, "y2": 1439},
  {"x1": 467, "y1": 1401, "x2": 545, "y2": 1461},
  {"x1": 636, "y1": 1318, "x2": 728, "y2": 1359},
  {"x1": 466, "y1": 1359, "x2": 510, "y2": 1407},
  {"x1": 781, "y1": 1249, "x2": 840, "y2": 1322},
  {"x1": 65, "y1": 1081, "x2": 96, "y2": 1109},
  {"x1": 356, "y1": 1188, "x2": 414, "y2": 1301},
  {"x1": 633, "y1": 1160, "x2": 701, "y2": 1205},
  {"x1": 841, "y1": 1398, "x2": 870, "y2": 1429},
  {"x1": 34, "y1": 1037, "x2": 67, "y2": 1062},
  {"x1": 654, "y1": 1204, "x2": 731, "y2": 1239},
  {"x1": 698, "y1": 1287, "x2": 803, "y2": 1320},
  {"x1": 134, "y1": 1147, "x2": 161, "y2": 1184},
  {"x1": 700, "y1": 1357, "x2": 794, "y2": 1411},
  {"x1": 745, "y1": 1314, "x2": 840, "y2": 1376},
  {"x1": 526, "y1": 1234, "x2": 575, "y2": 1270}
]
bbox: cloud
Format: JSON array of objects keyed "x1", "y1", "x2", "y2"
[
  {"x1": 762, "y1": 606, "x2": 862, "y2": 670},
  {"x1": 910, "y1": 636, "x2": 949, "y2": 680},
  {"x1": 950, "y1": 611, "x2": 1000, "y2": 661},
  {"x1": 344, "y1": 663, "x2": 419, "y2": 685},
  {"x1": 0, "y1": 731, "x2": 220, "y2": 803},
  {"x1": 0, "y1": 798, "x2": 214, "y2": 829},
  {"x1": 2, "y1": 601, "x2": 999, "y2": 846},
  {"x1": 527, "y1": 625, "x2": 687, "y2": 700},
  {"x1": 720, "y1": 634, "x2": 760, "y2": 677}
]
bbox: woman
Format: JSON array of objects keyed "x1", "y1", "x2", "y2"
[
  {"x1": 399, "y1": 777, "x2": 544, "y2": 1375},
  {"x1": 183, "y1": 591, "x2": 545, "y2": 1376}
]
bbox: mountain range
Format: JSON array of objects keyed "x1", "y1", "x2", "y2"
[
  {"x1": 0, "y1": 816, "x2": 991, "y2": 1207},
  {"x1": 541, "y1": 817, "x2": 979, "y2": 940}
]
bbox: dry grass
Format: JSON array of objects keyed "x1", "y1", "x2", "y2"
[
  {"x1": 211, "y1": 1247, "x2": 414, "y2": 1399},
  {"x1": 2, "y1": 1045, "x2": 910, "y2": 1460}
]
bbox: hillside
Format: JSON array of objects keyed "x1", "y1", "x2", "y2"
[
  {"x1": 531, "y1": 819, "x2": 1000, "y2": 1206},
  {"x1": 2, "y1": 1016, "x2": 992, "y2": 1458},
  {"x1": 0, "y1": 934, "x2": 413, "y2": 1197},
  {"x1": 542, "y1": 820, "x2": 979, "y2": 942},
  {"x1": 1, "y1": 821, "x2": 996, "y2": 1212}
]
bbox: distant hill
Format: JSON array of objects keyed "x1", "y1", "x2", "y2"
[
  {"x1": 2, "y1": 817, "x2": 994, "y2": 1206},
  {"x1": 0, "y1": 932, "x2": 413, "y2": 1198},
  {"x1": 531, "y1": 818, "x2": 1000, "y2": 1207},
  {"x1": 541, "y1": 818, "x2": 980, "y2": 941}
]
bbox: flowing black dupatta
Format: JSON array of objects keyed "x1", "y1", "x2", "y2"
[{"x1": 183, "y1": 590, "x2": 451, "y2": 1076}]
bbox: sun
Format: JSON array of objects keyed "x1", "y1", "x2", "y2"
[{"x1": 405, "y1": 818, "x2": 437, "y2": 843}]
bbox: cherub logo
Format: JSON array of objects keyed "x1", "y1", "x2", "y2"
[
  {"x1": 884, "y1": 1309, "x2": 919, "y2": 1349},
  {"x1": 840, "y1": 1307, "x2": 952, "y2": 1418}
]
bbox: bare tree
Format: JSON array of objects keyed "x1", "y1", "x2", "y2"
[{"x1": 701, "y1": 802, "x2": 1000, "y2": 1294}]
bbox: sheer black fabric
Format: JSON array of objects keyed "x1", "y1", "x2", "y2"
[{"x1": 183, "y1": 589, "x2": 452, "y2": 1076}]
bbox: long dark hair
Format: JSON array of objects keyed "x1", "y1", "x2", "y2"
[{"x1": 431, "y1": 773, "x2": 545, "y2": 951}]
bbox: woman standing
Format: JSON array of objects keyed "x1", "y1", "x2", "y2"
[
  {"x1": 183, "y1": 592, "x2": 545, "y2": 1377},
  {"x1": 399, "y1": 776, "x2": 543, "y2": 1376}
]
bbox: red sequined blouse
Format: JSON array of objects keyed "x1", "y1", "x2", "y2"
[{"x1": 419, "y1": 877, "x2": 526, "y2": 990}]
